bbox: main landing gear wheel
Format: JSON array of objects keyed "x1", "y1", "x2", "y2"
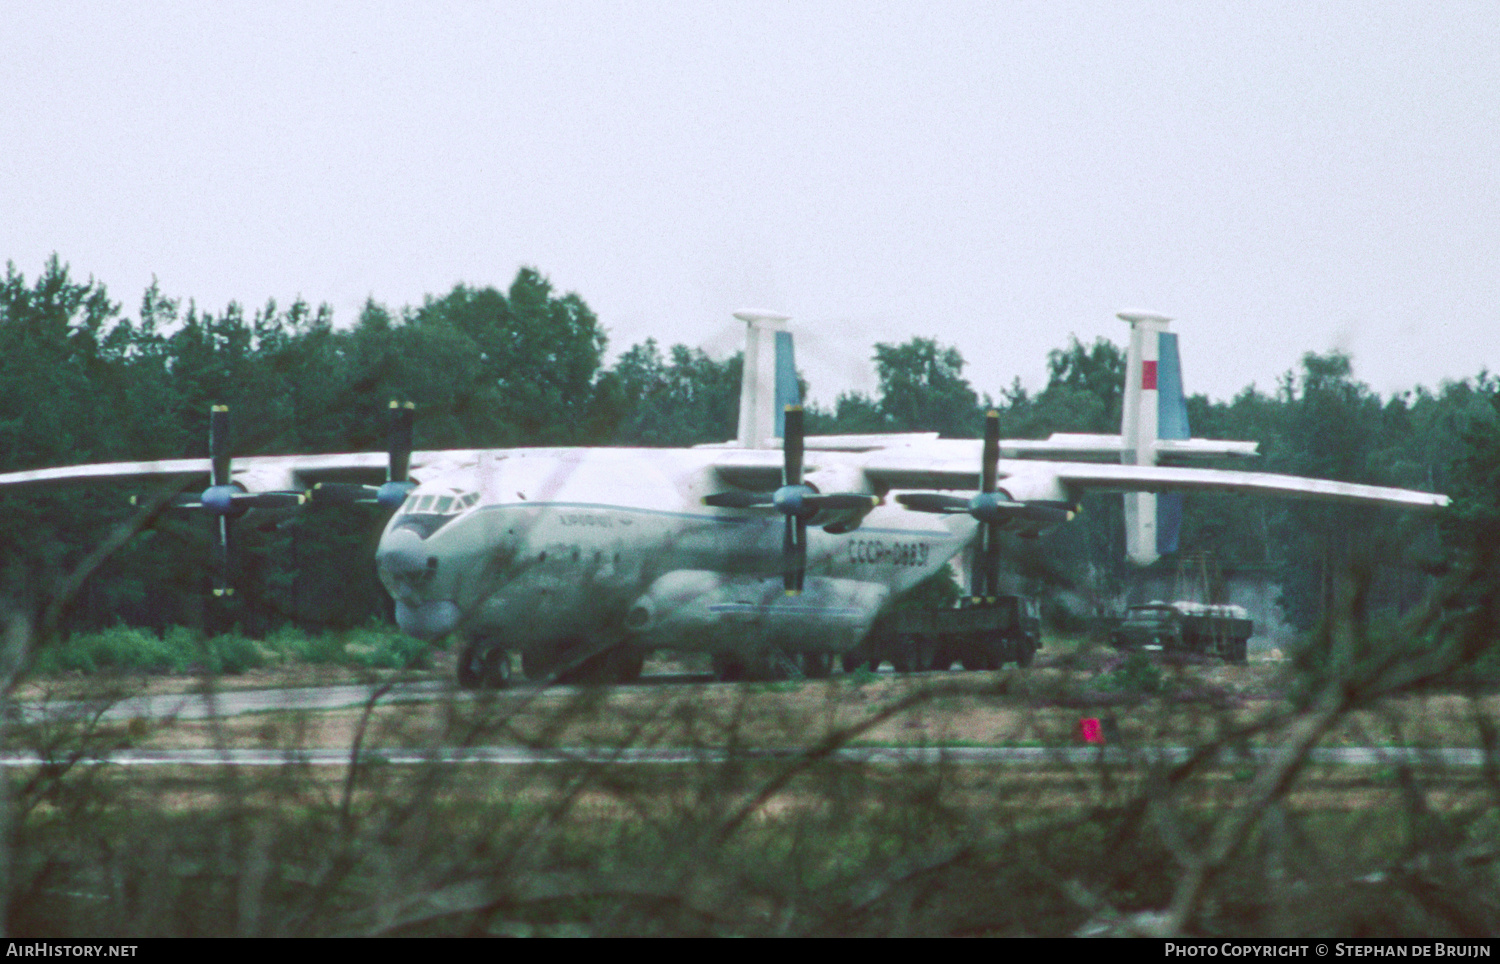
[{"x1": 457, "y1": 641, "x2": 512, "y2": 690}]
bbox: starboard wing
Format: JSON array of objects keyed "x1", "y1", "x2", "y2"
[{"x1": 0, "y1": 450, "x2": 493, "y2": 492}]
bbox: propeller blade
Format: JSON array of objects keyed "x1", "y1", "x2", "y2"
[
  {"x1": 388, "y1": 400, "x2": 414, "y2": 483},
  {"x1": 783, "y1": 405, "x2": 804, "y2": 486},
  {"x1": 981, "y1": 409, "x2": 1000, "y2": 494},
  {"x1": 307, "y1": 405, "x2": 417, "y2": 511},
  {"x1": 982, "y1": 522, "x2": 1002, "y2": 595},
  {"x1": 780, "y1": 405, "x2": 809, "y2": 593},
  {"x1": 703, "y1": 490, "x2": 769, "y2": 509},
  {"x1": 970, "y1": 522, "x2": 990, "y2": 596},
  {"x1": 1013, "y1": 503, "x2": 1076, "y2": 526},
  {"x1": 805, "y1": 493, "x2": 881, "y2": 512},
  {"x1": 212, "y1": 514, "x2": 234, "y2": 598},
  {"x1": 784, "y1": 515, "x2": 807, "y2": 594},
  {"x1": 233, "y1": 491, "x2": 306, "y2": 510},
  {"x1": 210, "y1": 405, "x2": 231, "y2": 488},
  {"x1": 895, "y1": 493, "x2": 971, "y2": 514},
  {"x1": 311, "y1": 482, "x2": 376, "y2": 507}
]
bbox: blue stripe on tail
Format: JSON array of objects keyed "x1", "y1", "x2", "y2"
[
  {"x1": 1157, "y1": 491, "x2": 1183, "y2": 556},
  {"x1": 1157, "y1": 332, "x2": 1190, "y2": 441},
  {"x1": 1156, "y1": 332, "x2": 1189, "y2": 555}
]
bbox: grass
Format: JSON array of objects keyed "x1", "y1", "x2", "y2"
[
  {"x1": 6, "y1": 585, "x2": 1500, "y2": 935},
  {"x1": 27, "y1": 623, "x2": 435, "y2": 677},
  {"x1": 10, "y1": 727, "x2": 1494, "y2": 937}
]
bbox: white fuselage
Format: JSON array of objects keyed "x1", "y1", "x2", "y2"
[{"x1": 375, "y1": 447, "x2": 973, "y2": 660}]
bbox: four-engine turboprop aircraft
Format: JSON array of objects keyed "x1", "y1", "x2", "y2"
[{"x1": 0, "y1": 310, "x2": 1450, "y2": 687}]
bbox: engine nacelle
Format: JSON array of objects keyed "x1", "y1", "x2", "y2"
[
  {"x1": 995, "y1": 474, "x2": 1070, "y2": 505},
  {"x1": 624, "y1": 569, "x2": 886, "y2": 654},
  {"x1": 802, "y1": 465, "x2": 876, "y2": 533}
]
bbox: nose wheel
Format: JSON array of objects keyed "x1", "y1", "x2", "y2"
[{"x1": 456, "y1": 640, "x2": 512, "y2": 690}]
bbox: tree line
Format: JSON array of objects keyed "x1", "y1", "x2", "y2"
[{"x1": 2, "y1": 256, "x2": 1495, "y2": 640}]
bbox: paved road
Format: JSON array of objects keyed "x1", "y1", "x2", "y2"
[
  {"x1": 15, "y1": 675, "x2": 714, "y2": 724},
  {"x1": 17, "y1": 680, "x2": 453, "y2": 723},
  {"x1": 0, "y1": 745, "x2": 1487, "y2": 768},
  {"x1": 12, "y1": 679, "x2": 1492, "y2": 770}
]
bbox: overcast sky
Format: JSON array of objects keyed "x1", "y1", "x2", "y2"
[{"x1": 5, "y1": 1, "x2": 1497, "y2": 407}]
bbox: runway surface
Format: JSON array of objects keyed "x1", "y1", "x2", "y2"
[
  {"x1": 17, "y1": 679, "x2": 452, "y2": 723},
  {"x1": 12, "y1": 678, "x2": 1492, "y2": 770},
  {"x1": 15, "y1": 674, "x2": 715, "y2": 724},
  {"x1": 0, "y1": 745, "x2": 1487, "y2": 768}
]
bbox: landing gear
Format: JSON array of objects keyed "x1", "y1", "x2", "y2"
[{"x1": 456, "y1": 640, "x2": 512, "y2": 690}]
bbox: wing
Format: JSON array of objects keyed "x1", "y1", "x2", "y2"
[
  {"x1": 855, "y1": 444, "x2": 1447, "y2": 510},
  {"x1": 0, "y1": 450, "x2": 492, "y2": 493},
  {"x1": 0, "y1": 458, "x2": 215, "y2": 487},
  {"x1": 1050, "y1": 462, "x2": 1449, "y2": 509},
  {"x1": 701, "y1": 432, "x2": 1258, "y2": 460}
]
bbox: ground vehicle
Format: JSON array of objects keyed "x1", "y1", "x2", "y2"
[
  {"x1": 1109, "y1": 600, "x2": 1252, "y2": 664},
  {"x1": 847, "y1": 595, "x2": 1042, "y2": 673}
]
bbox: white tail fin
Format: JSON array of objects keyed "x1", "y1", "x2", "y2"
[
  {"x1": 1119, "y1": 311, "x2": 1188, "y2": 566},
  {"x1": 734, "y1": 310, "x2": 798, "y2": 449}
]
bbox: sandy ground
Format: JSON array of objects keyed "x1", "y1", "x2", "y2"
[{"x1": 17, "y1": 650, "x2": 1494, "y2": 756}]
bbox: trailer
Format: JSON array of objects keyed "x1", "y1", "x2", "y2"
[
  {"x1": 1109, "y1": 600, "x2": 1252, "y2": 664},
  {"x1": 845, "y1": 594, "x2": 1042, "y2": 673}
]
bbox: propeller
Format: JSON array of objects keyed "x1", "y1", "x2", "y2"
[
  {"x1": 163, "y1": 405, "x2": 304, "y2": 597},
  {"x1": 310, "y1": 402, "x2": 417, "y2": 510},
  {"x1": 895, "y1": 410, "x2": 1074, "y2": 597},
  {"x1": 703, "y1": 405, "x2": 879, "y2": 594}
]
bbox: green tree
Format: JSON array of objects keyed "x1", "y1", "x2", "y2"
[
  {"x1": 402, "y1": 269, "x2": 607, "y2": 446},
  {"x1": 873, "y1": 338, "x2": 980, "y2": 437},
  {"x1": 594, "y1": 340, "x2": 741, "y2": 446},
  {"x1": 1043, "y1": 335, "x2": 1125, "y2": 429}
]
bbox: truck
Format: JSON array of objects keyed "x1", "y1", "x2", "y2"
[
  {"x1": 844, "y1": 594, "x2": 1043, "y2": 673},
  {"x1": 1109, "y1": 600, "x2": 1252, "y2": 664}
]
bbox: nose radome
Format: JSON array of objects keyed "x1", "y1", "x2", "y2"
[{"x1": 379, "y1": 526, "x2": 429, "y2": 576}]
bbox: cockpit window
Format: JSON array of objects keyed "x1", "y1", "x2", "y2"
[{"x1": 404, "y1": 491, "x2": 478, "y2": 516}]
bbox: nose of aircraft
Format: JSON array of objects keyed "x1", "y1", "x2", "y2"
[
  {"x1": 378, "y1": 526, "x2": 430, "y2": 580},
  {"x1": 378, "y1": 526, "x2": 462, "y2": 639}
]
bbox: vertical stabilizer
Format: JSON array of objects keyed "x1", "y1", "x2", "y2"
[
  {"x1": 1118, "y1": 311, "x2": 1188, "y2": 566},
  {"x1": 734, "y1": 310, "x2": 796, "y2": 448}
]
